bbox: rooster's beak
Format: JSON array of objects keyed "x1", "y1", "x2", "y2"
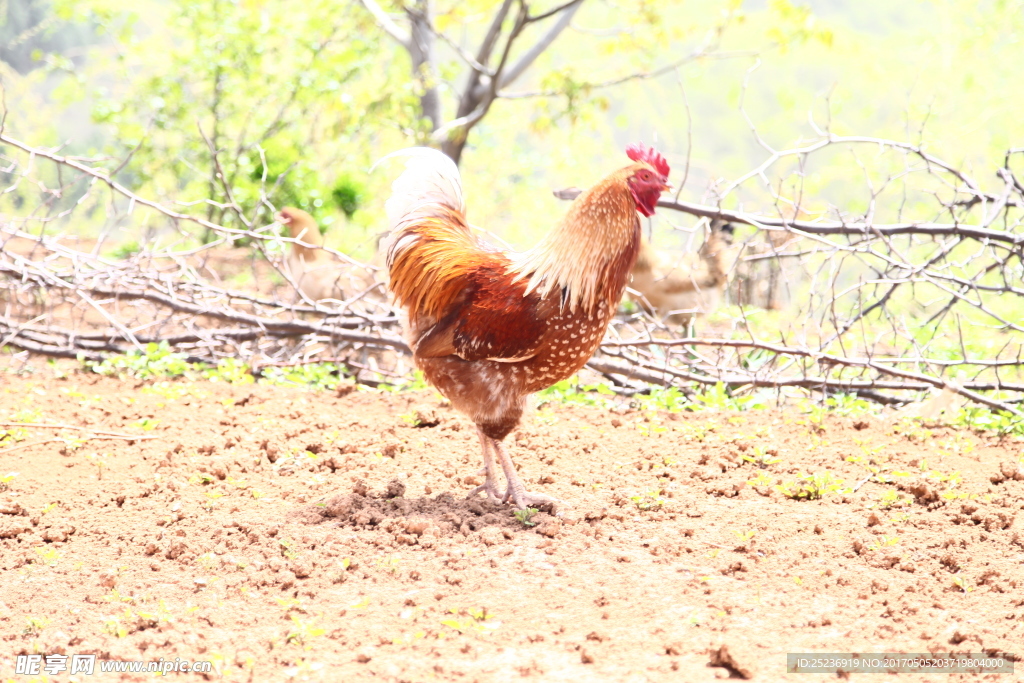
[{"x1": 660, "y1": 180, "x2": 674, "y2": 192}]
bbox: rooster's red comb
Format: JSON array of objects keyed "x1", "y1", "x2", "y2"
[{"x1": 625, "y1": 142, "x2": 670, "y2": 178}]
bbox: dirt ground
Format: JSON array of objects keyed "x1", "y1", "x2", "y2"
[{"x1": 1, "y1": 367, "x2": 1022, "y2": 682}]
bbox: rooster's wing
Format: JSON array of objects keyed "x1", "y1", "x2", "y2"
[{"x1": 415, "y1": 258, "x2": 559, "y2": 362}]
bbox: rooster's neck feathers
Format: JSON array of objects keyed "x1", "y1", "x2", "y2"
[{"x1": 510, "y1": 169, "x2": 642, "y2": 311}]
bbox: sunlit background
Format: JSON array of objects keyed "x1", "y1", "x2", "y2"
[{"x1": 4, "y1": 0, "x2": 1021, "y2": 251}]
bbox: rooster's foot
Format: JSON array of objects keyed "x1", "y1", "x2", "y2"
[
  {"x1": 490, "y1": 433, "x2": 568, "y2": 513},
  {"x1": 501, "y1": 484, "x2": 565, "y2": 513},
  {"x1": 467, "y1": 478, "x2": 503, "y2": 502}
]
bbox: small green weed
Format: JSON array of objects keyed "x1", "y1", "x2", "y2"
[
  {"x1": 875, "y1": 489, "x2": 908, "y2": 509},
  {"x1": 440, "y1": 607, "x2": 500, "y2": 635},
  {"x1": 0, "y1": 471, "x2": 19, "y2": 492},
  {"x1": 952, "y1": 574, "x2": 974, "y2": 593},
  {"x1": 399, "y1": 411, "x2": 421, "y2": 427},
  {"x1": 0, "y1": 428, "x2": 27, "y2": 446},
  {"x1": 731, "y1": 529, "x2": 756, "y2": 544},
  {"x1": 35, "y1": 546, "x2": 60, "y2": 567},
  {"x1": 747, "y1": 471, "x2": 773, "y2": 487},
  {"x1": 823, "y1": 393, "x2": 876, "y2": 417},
  {"x1": 103, "y1": 615, "x2": 129, "y2": 638},
  {"x1": 84, "y1": 452, "x2": 109, "y2": 480},
  {"x1": 635, "y1": 386, "x2": 688, "y2": 412},
  {"x1": 132, "y1": 418, "x2": 160, "y2": 431},
  {"x1": 23, "y1": 616, "x2": 50, "y2": 636},
  {"x1": 741, "y1": 446, "x2": 780, "y2": 468},
  {"x1": 514, "y1": 508, "x2": 539, "y2": 527},
  {"x1": 636, "y1": 419, "x2": 668, "y2": 437},
  {"x1": 286, "y1": 615, "x2": 326, "y2": 646},
  {"x1": 775, "y1": 471, "x2": 850, "y2": 500},
  {"x1": 629, "y1": 489, "x2": 666, "y2": 511},
  {"x1": 867, "y1": 535, "x2": 900, "y2": 551}
]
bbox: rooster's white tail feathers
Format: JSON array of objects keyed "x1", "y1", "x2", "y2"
[{"x1": 374, "y1": 147, "x2": 465, "y2": 231}]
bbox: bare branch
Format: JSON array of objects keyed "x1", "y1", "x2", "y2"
[
  {"x1": 490, "y1": 0, "x2": 584, "y2": 92},
  {"x1": 500, "y1": 49, "x2": 757, "y2": 100},
  {"x1": 553, "y1": 189, "x2": 1024, "y2": 248},
  {"x1": 359, "y1": 0, "x2": 411, "y2": 48}
]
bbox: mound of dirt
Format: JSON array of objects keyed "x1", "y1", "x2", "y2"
[{"x1": 0, "y1": 370, "x2": 1021, "y2": 681}]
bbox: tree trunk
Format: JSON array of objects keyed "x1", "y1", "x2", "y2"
[{"x1": 406, "y1": 0, "x2": 442, "y2": 133}]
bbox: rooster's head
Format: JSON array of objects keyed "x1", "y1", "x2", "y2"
[{"x1": 625, "y1": 143, "x2": 672, "y2": 217}]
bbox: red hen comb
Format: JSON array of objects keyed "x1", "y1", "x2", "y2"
[{"x1": 625, "y1": 142, "x2": 670, "y2": 178}]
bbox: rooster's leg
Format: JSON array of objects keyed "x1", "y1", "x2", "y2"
[
  {"x1": 467, "y1": 427, "x2": 502, "y2": 501},
  {"x1": 492, "y1": 438, "x2": 564, "y2": 511}
]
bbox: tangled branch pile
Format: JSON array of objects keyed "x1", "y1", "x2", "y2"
[{"x1": 2, "y1": 131, "x2": 1023, "y2": 416}]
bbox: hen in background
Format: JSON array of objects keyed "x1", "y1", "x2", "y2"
[
  {"x1": 274, "y1": 207, "x2": 379, "y2": 304},
  {"x1": 628, "y1": 219, "x2": 739, "y2": 329}
]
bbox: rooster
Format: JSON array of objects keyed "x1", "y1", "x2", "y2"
[
  {"x1": 274, "y1": 207, "x2": 378, "y2": 304},
  {"x1": 380, "y1": 144, "x2": 671, "y2": 509},
  {"x1": 629, "y1": 219, "x2": 738, "y2": 328}
]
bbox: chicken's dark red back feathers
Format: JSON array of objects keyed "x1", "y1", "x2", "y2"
[{"x1": 626, "y1": 143, "x2": 670, "y2": 177}]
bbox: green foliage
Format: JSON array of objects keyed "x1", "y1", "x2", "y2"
[
  {"x1": 331, "y1": 173, "x2": 365, "y2": 219},
  {"x1": 439, "y1": 607, "x2": 500, "y2": 636},
  {"x1": 731, "y1": 528, "x2": 756, "y2": 544},
  {"x1": 687, "y1": 383, "x2": 768, "y2": 412},
  {"x1": 399, "y1": 411, "x2": 421, "y2": 427},
  {"x1": 951, "y1": 406, "x2": 1024, "y2": 438},
  {"x1": 245, "y1": 138, "x2": 328, "y2": 224},
  {"x1": 536, "y1": 377, "x2": 615, "y2": 408},
  {"x1": 378, "y1": 370, "x2": 431, "y2": 393},
  {"x1": 108, "y1": 241, "x2": 140, "y2": 260},
  {"x1": 259, "y1": 363, "x2": 344, "y2": 392},
  {"x1": 85, "y1": 342, "x2": 193, "y2": 380},
  {"x1": 203, "y1": 357, "x2": 255, "y2": 385},
  {"x1": 60, "y1": 0, "x2": 388, "y2": 235},
  {"x1": 866, "y1": 535, "x2": 900, "y2": 552},
  {"x1": 747, "y1": 471, "x2": 773, "y2": 487},
  {"x1": 764, "y1": 0, "x2": 834, "y2": 51},
  {"x1": 821, "y1": 394, "x2": 876, "y2": 417},
  {"x1": 635, "y1": 386, "x2": 689, "y2": 412},
  {"x1": 286, "y1": 615, "x2": 326, "y2": 646}
]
